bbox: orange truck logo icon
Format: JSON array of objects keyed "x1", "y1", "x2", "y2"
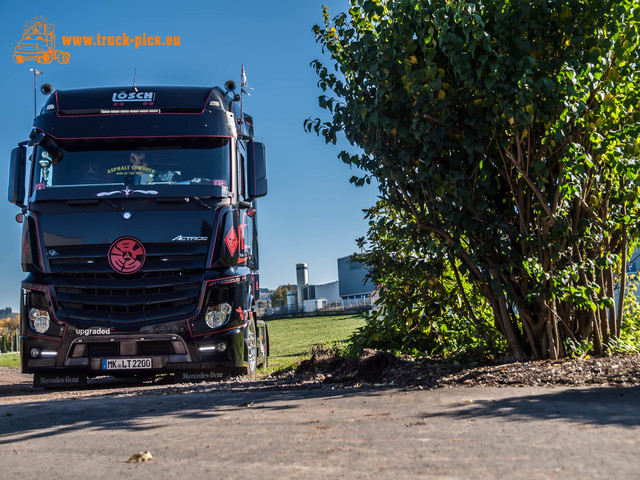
[{"x1": 13, "y1": 17, "x2": 70, "y2": 65}]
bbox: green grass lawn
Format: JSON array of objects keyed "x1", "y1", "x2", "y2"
[
  {"x1": 265, "y1": 313, "x2": 366, "y2": 372},
  {"x1": 0, "y1": 353, "x2": 20, "y2": 368}
]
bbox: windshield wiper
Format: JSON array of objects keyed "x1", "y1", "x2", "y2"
[
  {"x1": 103, "y1": 198, "x2": 123, "y2": 210},
  {"x1": 66, "y1": 198, "x2": 123, "y2": 211},
  {"x1": 191, "y1": 196, "x2": 211, "y2": 210},
  {"x1": 154, "y1": 196, "x2": 211, "y2": 209}
]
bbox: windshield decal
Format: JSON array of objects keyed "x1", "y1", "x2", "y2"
[
  {"x1": 107, "y1": 164, "x2": 155, "y2": 176},
  {"x1": 97, "y1": 186, "x2": 159, "y2": 197}
]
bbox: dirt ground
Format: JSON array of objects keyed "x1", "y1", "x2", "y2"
[
  {"x1": 1, "y1": 351, "x2": 640, "y2": 402},
  {"x1": 294, "y1": 348, "x2": 640, "y2": 388}
]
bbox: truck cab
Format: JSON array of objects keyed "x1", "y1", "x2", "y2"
[{"x1": 8, "y1": 84, "x2": 268, "y2": 386}]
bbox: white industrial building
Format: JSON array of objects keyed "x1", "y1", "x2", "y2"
[{"x1": 289, "y1": 257, "x2": 374, "y2": 314}]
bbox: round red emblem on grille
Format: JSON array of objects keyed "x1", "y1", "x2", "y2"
[{"x1": 108, "y1": 237, "x2": 146, "y2": 274}]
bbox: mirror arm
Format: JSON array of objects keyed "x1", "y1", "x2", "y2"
[{"x1": 28, "y1": 131, "x2": 45, "y2": 146}]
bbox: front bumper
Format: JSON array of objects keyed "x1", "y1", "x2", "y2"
[
  {"x1": 20, "y1": 272, "x2": 252, "y2": 373},
  {"x1": 21, "y1": 324, "x2": 247, "y2": 378}
]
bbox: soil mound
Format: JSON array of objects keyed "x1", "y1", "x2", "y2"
[{"x1": 294, "y1": 347, "x2": 640, "y2": 388}]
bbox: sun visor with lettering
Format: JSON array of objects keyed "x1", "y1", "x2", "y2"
[
  {"x1": 51, "y1": 86, "x2": 221, "y2": 114},
  {"x1": 34, "y1": 86, "x2": 237, "y2": 139}
]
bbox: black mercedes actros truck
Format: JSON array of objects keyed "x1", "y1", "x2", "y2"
[{"x1": 8, "y1": 82, "x2": 268, "y2": 387}]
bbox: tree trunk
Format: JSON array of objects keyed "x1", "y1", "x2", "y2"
[
  {"x1": 497, "y1": 295, "x2": 525, "y2": 361},
  {"x1": 616, "y1": 233, "x2": 627, "y2": 338}
]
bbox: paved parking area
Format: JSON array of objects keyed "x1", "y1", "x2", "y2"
[{"x1": 1, "y1": 383, "x2": 638, "y2": 479}]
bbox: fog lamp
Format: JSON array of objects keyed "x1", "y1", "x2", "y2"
[
  {"x1": 30, "y1": 348, "x2": 41, "y2": 358},
  {"x1": 29, "y1": 308, "x2": 50, "y2": 334},
  {"x1": 205, "y1": 303, "x2": 232, "y2": 329}
]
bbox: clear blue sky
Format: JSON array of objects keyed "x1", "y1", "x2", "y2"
[{"x1": 0, "y1": 0, "x2": 378, "y2": 310}]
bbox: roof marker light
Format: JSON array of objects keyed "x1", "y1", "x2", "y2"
[{"x1": 98, "y1": 109, "x2": 161, "y2": 114}]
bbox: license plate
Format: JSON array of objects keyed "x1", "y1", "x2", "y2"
[{"x1": 101, "y1": 358, "x2": 152, "y2": 370}]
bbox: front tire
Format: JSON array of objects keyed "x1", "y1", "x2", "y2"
[
  {"x1": 244, "y1": 319, "x2": 257, "y2": 375},
  {"x1": 38, "y1": 52, "x2": 53, "y2": 64}
]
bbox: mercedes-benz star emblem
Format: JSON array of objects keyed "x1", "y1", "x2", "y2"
[{"x1": 83, "y1": 163, "x2": 99, "y2": 178}]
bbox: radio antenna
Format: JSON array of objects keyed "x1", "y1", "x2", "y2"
[
  {"x1": 132, "y1": 68, "x2": 138, "y2": 93},
  {"x1": 29, "y1": 68, "x2": 43, "y2": 119},
  {"x1": 239, "y1": 65, "x2": 245, "y2": 125},
  {"x1": 239, "y1": 65, "x2": 253, "y2": 126}
]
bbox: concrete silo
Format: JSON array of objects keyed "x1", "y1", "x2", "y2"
[{"x1": 296, "y1": 263, "x2": 308, "y2": 309}]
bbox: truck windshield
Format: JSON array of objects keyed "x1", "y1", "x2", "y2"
[{"x1": 31, "y1": 137, "x2": 231, "y2": 191}]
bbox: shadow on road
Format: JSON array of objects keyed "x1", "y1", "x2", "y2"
[
  {"x1": 2, "y1": 378, "x2": 639, "y2": 446},
  {"x1": 421, "y1": 386, "x2": 640, "y2": 428},
  {"x1": 0, "y1": 379, "x2": 381, "y2": 444}
]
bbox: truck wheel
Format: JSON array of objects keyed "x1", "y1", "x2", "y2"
[
  {"x1": 244, "y1": 319, "x2": 257, "y2": 375},
  {"x1": 38, "y1": 52, "x2": 53, "y2": 64}
]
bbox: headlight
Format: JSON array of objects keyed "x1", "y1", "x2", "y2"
[
  {"x1": 205, "y1": 303, "x2": 232, "y2": 329},
  {"x1": 29, "y1": 308, "x2": 50, "y2": 334}
]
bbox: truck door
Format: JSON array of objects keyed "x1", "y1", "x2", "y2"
[{"x1": 236, "y1": 139, "x2": 255, "y2": 269}]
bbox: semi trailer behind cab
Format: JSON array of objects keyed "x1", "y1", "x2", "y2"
[{"x1": 8, "y1": 82, "x2": 268, "y2": 387}]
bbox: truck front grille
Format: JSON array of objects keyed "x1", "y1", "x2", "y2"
[
  {"x1": 48, "y1": 242, "x2": 208, "y2": 274},
  {"x1": 49, "y1": 243, "x2": 208, "y2": 324}
]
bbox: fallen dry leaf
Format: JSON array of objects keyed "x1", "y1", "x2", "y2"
[{"x1": 128, "y1": 451, "x2": 153, "y2": 463}]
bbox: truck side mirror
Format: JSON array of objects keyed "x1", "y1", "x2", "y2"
[
  {"x1": 247, "y1": 141, "x2": 267, "y2": 199},
  {"x1": 8, "y1": 145, "x2": 26, "y2": 207}
]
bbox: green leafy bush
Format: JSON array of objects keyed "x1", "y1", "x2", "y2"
[
  {"x1": 309, "y1": 0, "x2": 640, "y2": 359},
  {"x1": 605, "y1": 282, "x2": 640, "y2": 355},
  {"x1": 347, "y1": 200, "x2": 505, "y2": 361}
]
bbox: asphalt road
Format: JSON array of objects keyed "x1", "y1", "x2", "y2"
[{"x1": 0, "y1": 383, "x2": 639, "y2": 479}]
